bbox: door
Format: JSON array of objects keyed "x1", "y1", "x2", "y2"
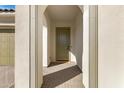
[{"x1": 56, "y1": 27, "x2": 70, "y2": 61}]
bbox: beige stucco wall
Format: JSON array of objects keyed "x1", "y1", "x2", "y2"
[
  {"x1": 98, "y1": 5, "x2": 124, "y2": 88},
  {"x1": 83, "y1": 5, "x2": 90, "y2": 88},
  {"x1": 74, "y1": 9, "x2": 83, "y2": 70},
  {"x1": 15, "y1": 5, "x2": 30, "y2": 87},
  {"x1": 15, "y1": 5, "x2": 45, "y2": 88},
  {"x1": 89, "y1": 6, "x2": 98, "y2": 88},
  {"x1": 36, "y1": 5, "x2": 47, "y2": 87},
  {"x1": 83, "y1": 5, "x2": 98, "y2": 88},
  {"x1": 43, "y1": 9, "x2": 52, "y2": 66}
]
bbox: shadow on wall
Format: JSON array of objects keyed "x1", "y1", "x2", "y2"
[
  {"x1": 70, "y1": 47, "x2": 83, "y2": 71},
  {"x1": 69, "y1": 9, "x2": 83, "y2": 71},
  {"x1": 41, "y1": 65, "x2": 83, "y2": 88},
  {"x1": 69, "y1": 11, "x2": 83, "y2": 71}
]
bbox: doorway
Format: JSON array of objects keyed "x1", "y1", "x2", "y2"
[{"x1": 56, "y1": 27, "x2": 70, "y2": 61}]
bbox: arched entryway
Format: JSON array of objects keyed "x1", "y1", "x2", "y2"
[
  {"x1": 15, "y1": 5, "x2": 98, "y2": 88},
  {"x1": 41, "y1": 5, "x2": 84, "y2": 88}
]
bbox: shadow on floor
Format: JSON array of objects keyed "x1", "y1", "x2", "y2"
[
  {"x1": 48, "y1": 61, "x2": 68, "y2": 67},
  {"x1": 41, "y1": 65, "x2": 82, "y2": 88}
]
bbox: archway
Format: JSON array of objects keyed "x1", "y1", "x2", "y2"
[
  {"x1": 15, "y1": 5, "x2": 98, "y2": 88},
  {"x1": 41, "y1": 5, "x2": 84, "y2": 88}
]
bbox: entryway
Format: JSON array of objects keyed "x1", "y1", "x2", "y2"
[
  {"x1": 41, "y1": 5, "x2": 84, "y2": 88},
  {"x1": 15, "y1": 5, "x2": 98, "y2": 88}
]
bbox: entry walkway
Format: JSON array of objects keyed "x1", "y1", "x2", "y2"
[{"x1": 42, "y1": 62, "x2": 84, "y2": 88}]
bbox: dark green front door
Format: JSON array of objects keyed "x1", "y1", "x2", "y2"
[{"x1": 56, "y1": 27, "x2": 70, "y2": 61}]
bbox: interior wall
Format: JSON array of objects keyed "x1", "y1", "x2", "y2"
[{"x1": 98, "y1": 5, "x2": 124, "y2": 88}]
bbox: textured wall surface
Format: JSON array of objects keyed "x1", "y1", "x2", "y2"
[
  {"x1": 0, "y1": 29, "x2": 15, "y2": 65},
  {"x1": 98, "y1": 5, "x2": 124, "y2": 88}
]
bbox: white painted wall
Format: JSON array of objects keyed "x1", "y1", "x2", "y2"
[
  {"x1": 15, "y1": 6, "x2": 30, "y2": 87},
  {"x1": 98, "y1": 5, "x2": 124, "y2": 88}
]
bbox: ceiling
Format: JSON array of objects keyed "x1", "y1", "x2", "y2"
[{"x1": 45, "y1": 5, "x2": 82, "y2": 21}]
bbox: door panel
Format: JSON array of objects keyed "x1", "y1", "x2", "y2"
[{"x1": 56, "y1": 27, "x2": 70, "y2": 61}]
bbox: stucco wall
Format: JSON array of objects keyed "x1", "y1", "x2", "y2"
[
  {"x1": 82, "y1": 5, "x2": 90, "y2": 88},
  {"x1": 43, "y1": 9, "x2": 52, "y2": 66},
  {"x1": 98, "y1": 5, "x2": 124, "y2": 88},
  {"x1": 74, "y1": 10, "x2": 83, "y2": 70},
  {"x1": 15, "y1": 5, "x2": 30, "y2": 87}
]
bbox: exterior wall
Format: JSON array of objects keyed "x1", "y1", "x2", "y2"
[
  {"x1": 74, "y1": 10, "x2": 83, "y2": 70},
  {"x1": 83, "y1": 5, "x2": 98, "y2": 88},
  {"x1": 42, "y1": 14, "x2": 48, "y2": 66},
  {"x1": 16, "y1": 5, "x2": 45, "y2": 88},
  {"x1": 89, "y1": 6, "x2": 98, "y2": 88},
  {"x1": 15, "y1": 5, "x2": 98, "y2": 88},
  {"x1": 15, "y1": 5, "x2": 30, "y2": 87},
  {"x1": 83, "y1": 5, "x2": 90, "y2": 88},
  {"x1": 98, "y1": 5, "x2": 124, "y2": 88},
  {"x1": 43, "y1": 9, "x2": 51, "y2": 66},
  {"x1": 36, "y1": 5, "x2": 47, "y2": 87}
]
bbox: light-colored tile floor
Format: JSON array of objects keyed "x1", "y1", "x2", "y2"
[
  {"x1": 0, "y1": 65, "x2": 14, "y2": 88},
  {"x1": 42, "y1": 62, "x2": 84, "y2": 88}
]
